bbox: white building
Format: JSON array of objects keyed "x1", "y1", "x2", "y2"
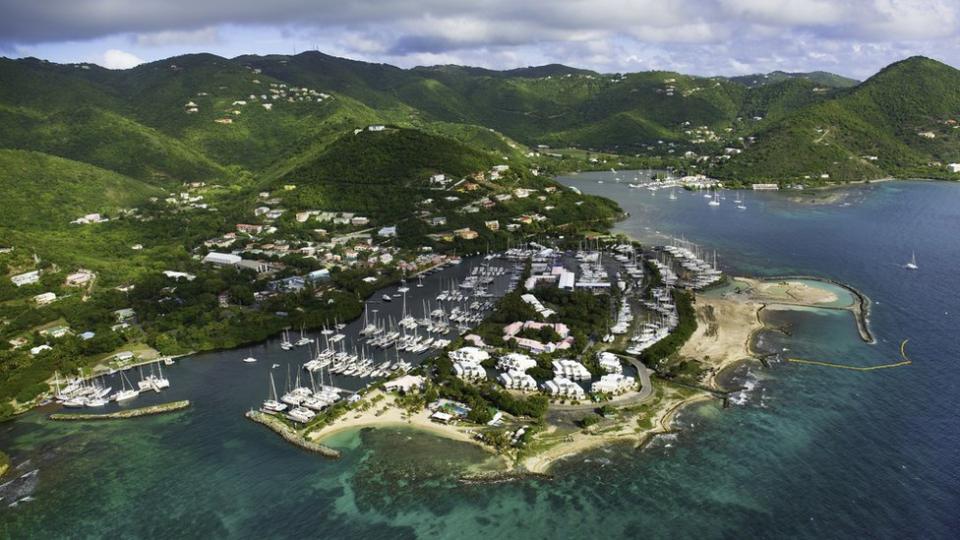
[
  {"x1": 449, "y1": 346, "x2": 489, "y2": 364},
  {"x1": 11, "y1": 270, "x2": 40, "y2": 287},
  {"x1": 948, "y1": 163, "x2": 960, "y2": 173},
  {"x1": 542, "y1": 377, "x2": 586, "y2": 399},
  {"x1": 591, "y1": 374, "x2": 636, "y2": 394},
  {"x1": 163, "y1": 270, "x2": 196, "y2": 281},
  {"x1": 552, "y1": 359, "x2": 591, "y2": 381},
  {"x1": 33, "y1": 292, "x2": 57, "y2": 305},
  {"x1": 450, "y1": 346, "x2": 489, "y2": 381},
  {"x1": 30, "y1": 344, "x2": 53, "y2": 356},
  {"x1": 597, "y1": 351, "x2": 623, "y2": 374},
  {"x1": 203, "y1": 252, "x2": 242, "y2": 266},
  {"x1": 384, "y1": 375, "x2": 425, "y2": 393},
  {"x1": 498, "y1": 371, "x2": 538, "y2": 391},
  {"x1": 497, "y1": 353, "x2": 536, "y2": 373},
  {"x1": 453, "y1": 362, "x2": 485, "y2": 381},
  {"x1": 378, "y1": 226, "x2": 397, "y2": 238}
]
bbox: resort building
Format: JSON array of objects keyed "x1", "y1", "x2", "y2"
[
  {"x1": 450, "y1": 346, "x2": 489, "y2": 381},
  {"x1": 552, "y1": 359, "x2": 592, "y2": 381},
  {"x1": 449, "y1": 346, "x2": 489, "y2": 364},
  {"x1": 597, "y1": 352, "x2": 623, "y2": 374},
  {"x1": 498, "y1": 371, "x2": 538, "y2": 391},
  {"x1": 591, "y1": 374, "x2": 637, "y2": 394},
  {"x1": 497, "y1": 352, "x2": 537, "y2": 373},
  {"x1": 542, "y1": 377, "x2": 586, "y2": 399},
  {"x1": 503, "y1": 321, "x2": 574, "y2": 354}
]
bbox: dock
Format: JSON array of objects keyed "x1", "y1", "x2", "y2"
[{"x1": 49, "y1": 400, "x2": 191, "y2": 421}]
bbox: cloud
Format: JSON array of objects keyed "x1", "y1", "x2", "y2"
[
  {"x1": 1, "y1": 0, "x2": 959, "y2": 77},
  {"x1": 98, "y1": 48, "x2": 144, "y2": 69},
  {"x1": 135, "y1": 26, "x2": 220, "y2": 47}
]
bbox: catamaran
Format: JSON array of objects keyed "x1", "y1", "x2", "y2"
[
  {"x1": 262, "y1": 372, "x2": 287, "y2": 412},
  {"x1": 905, "y1": 252, "x2": 918, "y2": 270}
]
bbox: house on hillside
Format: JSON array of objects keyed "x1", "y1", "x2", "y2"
[
  {"x1": 203, "y1": 252, "x2": 242, "y2": 266},
  {"x1": 11, "y1": 270, "x2": 40, "y2": 287}
]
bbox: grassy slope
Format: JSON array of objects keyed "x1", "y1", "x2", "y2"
[{"x1": 0, "y1": 149, "x2": 162, "y2": 228}]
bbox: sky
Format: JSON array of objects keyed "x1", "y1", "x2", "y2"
[{"x1": 1, "y1": 0, "x2": 959, "y2": 79}]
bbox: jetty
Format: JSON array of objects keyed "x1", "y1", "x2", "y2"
[
  {"x1": 245, "y1": 410, "x2": 341, "y2": 459},
  {"x1": 49, "y1": 400, "x2": 190, "y2": 421}
]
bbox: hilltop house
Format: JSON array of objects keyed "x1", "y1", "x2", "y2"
[
  {"x1": 33, "y1": 292, "x2": 57, "y2": 306},
  {"x1": 64, "y1": 269, "x2": 97, "y2": 287},
  {"x1": 11, "y1": 270, "x2": 40, "y2": 287}
]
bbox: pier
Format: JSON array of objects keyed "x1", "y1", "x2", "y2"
[{"x1": 49, "y1": 400, "x2": 191, "y2": 421}]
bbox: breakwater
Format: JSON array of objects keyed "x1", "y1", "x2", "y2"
[
  {"x1": 245, "y1": 410, "x2": 341, "y2": 459},
  {"x1": 49, "y1": 400, "x2": 191, "y2": 421}
]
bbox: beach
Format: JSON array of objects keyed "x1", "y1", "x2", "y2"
[
  {"x1": 307, "y1": 391, "x2": 486, "y2": 449},
  {"x1": 679, "y1": 293, "x2": 764, "y2": 390}
]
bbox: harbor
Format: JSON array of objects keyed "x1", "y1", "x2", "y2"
[{"x1": 257, "y1": 255, "x2": 522, "y2": 424}]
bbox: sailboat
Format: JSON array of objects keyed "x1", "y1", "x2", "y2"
[
  {"x1": 905, "y1": 252, "x2": 918, "y2": 270},
  {"x1": 280, "y1": 328, "x2": 293, "y2": 350},
  {"x1": 262, "y1": 372, "x2": 287, "y2": 412},
  {"x1": 708, "y1": 192, "x2": 721, "y2": 207},
  {"x1": 153, "y1": 361, "x2": 170, "y2": 389},
  {"x1": 295, "y1": 325, "x2": 313, "y2": 346},
  {"x1": 112, "y1": 370, "x2": 139, "y2": 402},
  {"x1": 735, "y1": 192, "x2": 747, "y2": 210},
  {"x1": 669, "y1": 189, "x2": 677, "y2": 200},
  {"x1": 242, "y1": 348, "x2": 257, "y2": 363}
]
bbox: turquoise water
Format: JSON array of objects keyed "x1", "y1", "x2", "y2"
[{"x1": 1, "y1": 176, "x2": 958, "y2": 538}]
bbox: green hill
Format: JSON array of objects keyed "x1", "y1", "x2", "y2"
[
  {"x1": 0, "y1": 52, "x2": 958, "y2": 188},
  {"x1": 729, "y1": 70, "x2": 859, "y2": 89},
  {"x1": 717, "y1": 56, "x2": 960, "y2": 182},
  {"x1": 274, "y1": 126, "x2": 502, "y2": 218},
  {"x1": 0, "y1": 149, "x2": 162, "y2": 229}
]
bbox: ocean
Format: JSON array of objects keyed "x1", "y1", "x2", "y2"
[{"x1": 1, "y1": 175, "x2": 957, "y2": 538}]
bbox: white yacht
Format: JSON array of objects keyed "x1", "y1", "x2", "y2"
[{"x1": 905, "y1": 252, "x2": 918, "y2": 270}]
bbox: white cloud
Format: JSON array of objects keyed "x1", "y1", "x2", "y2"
[{"x1": 99, "y1": 48, "x2": 144, "y2": 69}]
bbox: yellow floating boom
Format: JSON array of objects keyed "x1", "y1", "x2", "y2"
[{"x1": 785, "y1": 340, "x2": 911, "y2": 371}]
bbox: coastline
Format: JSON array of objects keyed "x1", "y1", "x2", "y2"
[
  {"x1": 307, "y1": 391, "x2": 488, "y2": 450},
  {"x1": 271, "y1": 275, "x2": 870, "y2": 476}
]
